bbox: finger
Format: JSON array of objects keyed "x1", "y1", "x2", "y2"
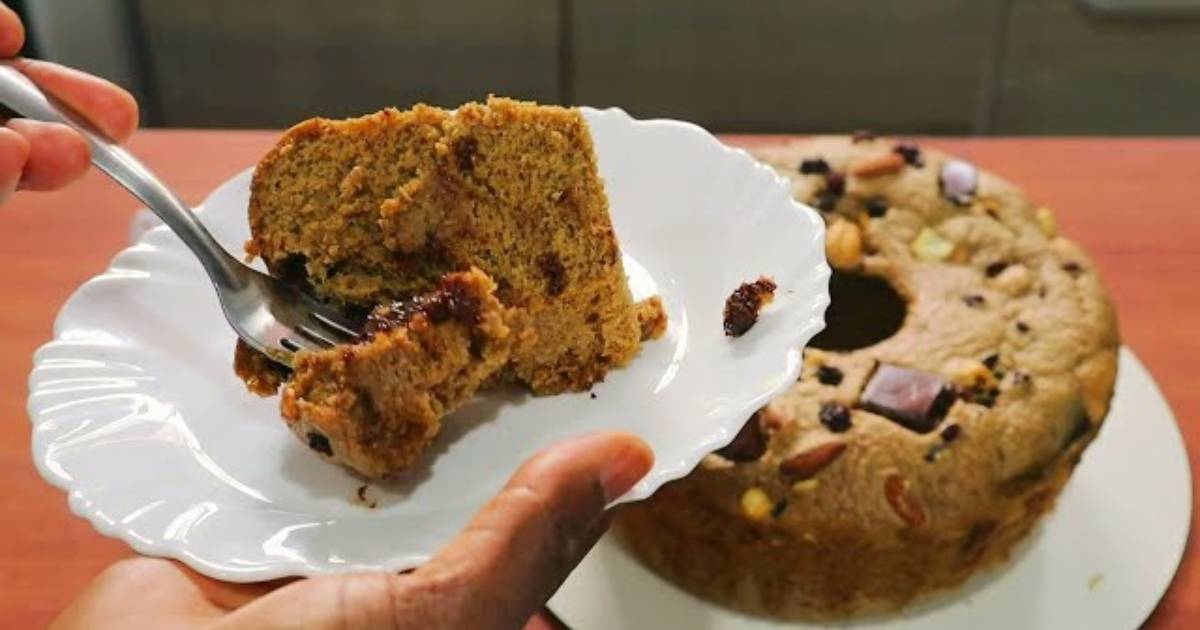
[
  {"x1": 0, "y1": 3, "x2": 24, "y2": 57},
  {"x1": 6, "y1": 119, "x2": 89, "y2": 190},
  {"x1": 173, "y1": 563, "x2": 298, "y2": 611},
  {"x1": 12, "y1": 58, "x2": 139, "y2": 141},
  {"x1": 50, "y1": 557, "x2": 227, "y2": 629},
  {"x1": 415, "y1": 431, "x2": 654, "y2": 628},
  {"x1": 0, "y1": 126, "x2": 29, "y2": 202}
]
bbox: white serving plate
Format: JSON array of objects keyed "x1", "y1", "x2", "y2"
[
  {"x1": 27, "y1": 108, "x2": 830, "y2": 582},
  {"x1": 550, "y1": 347, "x2": 1193, "y2": 630}
]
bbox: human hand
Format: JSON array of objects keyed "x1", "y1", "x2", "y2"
[
  {"x1": 51, "y1": 431, "x2": 654, "y2": 630},
  {"x1": 0, "y1": 2, "x2": 137, "y2": 200}
]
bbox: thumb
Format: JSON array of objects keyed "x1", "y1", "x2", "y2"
[
  {"x1": 218, "y1": 432, "x2": 653, "y2": 630},
  {"x1": 413, "y1": 431, "x2": 654, "y2": 628}
]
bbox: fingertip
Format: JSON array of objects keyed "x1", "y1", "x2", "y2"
[
  {"x1": 0, "y1": 3, "x2": 25, "y2": 57},
  {"x1": 14, "y1": 59, "x2": 140, "y2": 141},
  {"x1": 7, "y1": 119, "x2": 90, "y2": 190},
  {"x1": 0, "y1": 126, "x2": 30, "y2": 200}
]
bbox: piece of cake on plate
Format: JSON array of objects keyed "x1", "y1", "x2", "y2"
[{"x1": 236, "y1": 97, "x2": 665, "y2": 477}]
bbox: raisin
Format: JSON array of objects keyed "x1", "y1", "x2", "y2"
[
  {"x1": 816, "y1": 365, "x2": 844, "y2": 386},
  {"x1": 798, "y1": 158, "x2": 830, "y2": 175},
  {"x1": 819, "y1": 402, "x2": 852, "y2": 432}
]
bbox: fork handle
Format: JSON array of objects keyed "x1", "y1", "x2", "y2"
[{"x1": 0, "y1": 61, "x2": 245, "y2": 289}]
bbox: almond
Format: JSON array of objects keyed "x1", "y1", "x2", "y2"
[
  {"x1": 779, "y1": 441, "x2": 847, "y2": 481},
  {"x1": 849, "y1": 152, "x2": 905, "y2": 178},
  {"x1": 884, "y1": 472, "x2": 927, "y2": 527}
]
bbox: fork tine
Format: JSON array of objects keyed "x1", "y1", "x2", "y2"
[
  {"x1": 295, "y1": 323, "x2": 343, "y2": 348},
  {"x1": 279, "y1": 335, "x2": 324, "y2": 354},
  {"x1": 309, "y1": 311, "x2": 362, "y2": 342}
]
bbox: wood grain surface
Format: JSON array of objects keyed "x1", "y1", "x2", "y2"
[{"x1": 0, "y1": 131, "x2": 1194, "y2": 628}]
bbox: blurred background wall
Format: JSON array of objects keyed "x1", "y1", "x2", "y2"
[{"x1": 14, "y1": 0, "x2": 1200, "y2": 133}]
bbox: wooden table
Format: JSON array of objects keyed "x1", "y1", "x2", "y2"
[{"x1": 1, "y1": 131, "x2": 1195, "y2": 628}]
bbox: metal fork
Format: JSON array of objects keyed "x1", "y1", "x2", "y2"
[{"x1": 0, "y1": 62, "x2": 361, "y2": 366}]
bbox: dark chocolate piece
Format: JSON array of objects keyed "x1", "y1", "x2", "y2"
[
  {"x1": 771, "y1": 498, "x2": 790, "y2": 518},
  {"x1": 715, "y1": 411, "x2": 768, "y2": 462},
  {"x1": 1062, "y1": 262, "x2": 1083, "y2": 276},
  {"x1": 364, "y1": 274, "x2": 484, "y2": 338},
  {"x1": 982, "y1": 353, "x2": 1000, "y2": 371},
  {"x1": 723, "y1": 277, "x2": 777, "y2": 337},
  {"x1": 860, "y1": 364, "x2": 955, "y2": 433},
  {"x1": 940, "y1": 423, "x2": 962, "y2": 442},
  {"x1": 1016, "y1": 321, "x2": 1030, "y2": 334},
  {"x1": 962, "y1": 294, "x2": 986, "y2": 307}
]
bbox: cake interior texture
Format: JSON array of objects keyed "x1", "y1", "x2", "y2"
[{"x1": 248, "y1": 97, "x2": 644, "y2": 395}]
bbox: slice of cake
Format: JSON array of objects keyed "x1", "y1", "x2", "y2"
[
  {"x1": 280, "y1": 268, "x2": 527, "y2": 479},
  {"x1": 248, "y1": 97, "x2": 643, "y2": 394},
  {"x1": 237, "y1": 97, "x2": 666, "y2": 477}
]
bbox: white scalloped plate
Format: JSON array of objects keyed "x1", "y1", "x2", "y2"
[
  {"x1": 27, "y1": 108, "x2": 830, "y2": 582},
  {"x1": 550, "y1": 347, "x2": 1193, "y2": 630}
]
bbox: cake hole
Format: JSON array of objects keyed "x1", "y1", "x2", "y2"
[{"x1": 809, "y1": 271, "x2": 906, "y2": 351}]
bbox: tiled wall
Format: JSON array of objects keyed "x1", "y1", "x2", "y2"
[{"x1": 64, "y1": 0, "x2": 1200, "y2": 132}]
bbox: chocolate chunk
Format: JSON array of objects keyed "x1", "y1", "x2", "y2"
[
  {"x1": 985, "y1": 261, "x2": 1008, "y2": 277},
  {"x1": 852, "y1": 130, "x2": 876, "y2": 143},
  {"x1": 771, "y1": 498, "x2": 789, "y2": 518},
  {"x1": 715, "y1": 411, "x2": 768, "y2": 461},
  {"x1": 723, "y1": 277, "x2": 777, "y2": 337},
  {"x1": 1062, "y1": 262, "x2": 1083, "y2": 276},
  {"x1": 893, "y1": 142, "x2": 923, "y2": 167},
  {"x1": 865, "y1": 196, "x2": 889, "y2": 218},
  {"x1": 982, "y1": 353, "x2": 1000, "y2": 371},
  {"x1": 454, "y1": 136, "x2": 479, "y2": 173},
  {"x1": 825, "y1": 172, "x2": 846, "y2": 195},
  {"x1": 940, "y1": 423, "x2": 962, "y2": 442},
  {"x1": 819, "y1": 402, "x2": 852, "y2": 432},
  {"x1": 962, "y1": 294, "x2": 986, "y2": 307},
  {"x1": 538, "y1": 252, "x2": 568, "y2": 297},
  {"x1": 860, "y1": 364, "x2": 955, "y2": 433},
  {"x1": 365, "y1": 274, "x2": 484, "y2": 338},
  {"x1": 814, "y1": 191, "x2": 839, "y2": 212},
  {"x1": 1016, "y1": 321, "x2": 1030, "y2": 333},
  {"x1": 816, "y1": 364, "x2": 844, "y2": 386},
  {"x1": 799, "y1": 158, "x2": 830, "y2": 175},
  {"x1": 307, "y1": 432, "x2": 333, "y2": 456}
]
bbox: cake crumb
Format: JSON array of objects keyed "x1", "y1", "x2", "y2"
[
  {"x1": 724, "y1": 276, "x2": 777, "y2": 337},
  {"x1": 355, "y1": 484, "x2": 378, "y2": 509},
  {"x1": 589, "y1": 392, "x2": 597, "y2": 400},
  {"x1": 635, "y1": 295, "x2": 668, "y2": 340}
]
